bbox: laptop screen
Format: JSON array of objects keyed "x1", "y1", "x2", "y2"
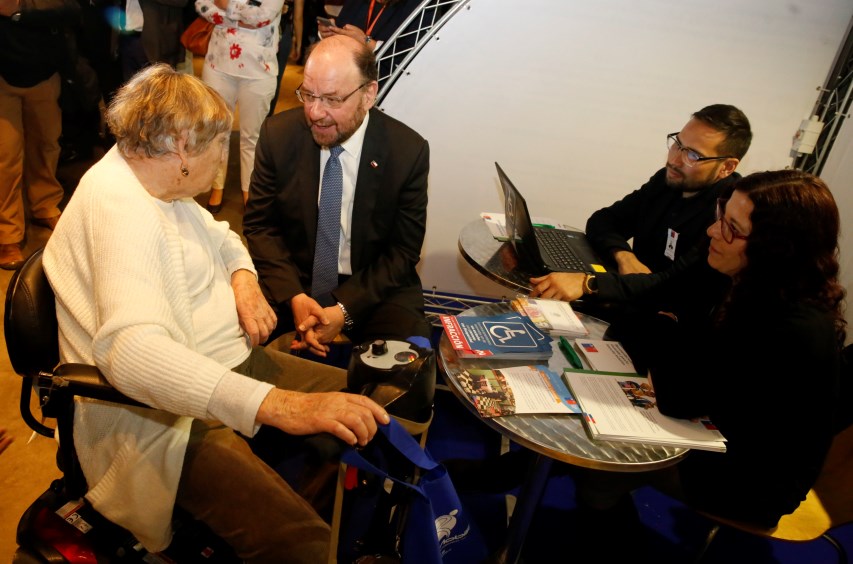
[{"x1": 496, "y1": 162, "x2": 536, "y2": 262}]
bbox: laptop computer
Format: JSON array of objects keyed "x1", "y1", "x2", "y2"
[{"x1": 496, "y1": 162, "x2": 608, "y2": 275}]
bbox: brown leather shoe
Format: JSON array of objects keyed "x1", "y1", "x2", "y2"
[
  {"x1": 32, "y1": 214, "x2": 61, "y2": 230},
  {"x1": 0, "y1": 243, "x2": 24, "y2": 270}
]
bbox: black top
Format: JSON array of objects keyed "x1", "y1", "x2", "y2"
[
  {"x1": 586, "y1": 168, "x2": 739, "y2": 274},
  {"x1": 0, "y1": 0, "x2": 81, "y2": 87},
  {"x1": 334, "y1": 0, "x2": 421, "y2": 42},
  {"x1": 581, "y1": 168, "x2": 739, "y2": 321},
  {"x1": 623, "y1": 300, "x2": 840, "y2": 527}
]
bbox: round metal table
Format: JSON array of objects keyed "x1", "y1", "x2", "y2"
[
  {"x1": 437, "y1": 301, "x2": 687, "y2": 563},
  {"x1": 457, "y1": 218, "x2": 534, "y2": 293},
  {"x1": 439, "y1": 302, "x2": 687, "y2": 471}
]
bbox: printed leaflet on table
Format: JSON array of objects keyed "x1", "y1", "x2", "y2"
[
  {"x1": 459, "y1": 365, "x2": 580, "y2": 417},
  {"x1": 440, "y1": 312, "x2": 553, "y2": 360},
  {"x1": 573, "y1": 338, "x2": 638, "y2": 374},
  {"x1": 511, "y1": 296, "x2": 589, "y2": 338},
  {"x1": 562, "y1": 369, "x2": 727, "y2": 452}
]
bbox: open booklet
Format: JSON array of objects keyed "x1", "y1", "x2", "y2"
[
  {"x1": 510, "y1": 296, "x2": 589, "y2": 338},
  {"x1": 562, "y1": 369, "x2": 727, "y2": 452},
  {"x1": 456, "y1": 365, "x2": 580, "y2": 418}
]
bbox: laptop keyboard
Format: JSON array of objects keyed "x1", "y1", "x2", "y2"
[{"x1": 536, "y1": 228, "x2": 587, "y2": 271}]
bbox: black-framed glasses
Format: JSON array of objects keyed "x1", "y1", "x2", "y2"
[
  {"x1": 667, "y1": 132, "x2": 736, "y2": 168},
  {"x1": 715, "y1": 198, "x2": 749, "y2": 244},
  {"x1": 295, "y1": 81, "x2": 372, "y2": 109}
]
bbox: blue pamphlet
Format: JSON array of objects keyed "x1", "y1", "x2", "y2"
[{"x1": 440, "y1": 312, "x2": 554, "y2": 360}]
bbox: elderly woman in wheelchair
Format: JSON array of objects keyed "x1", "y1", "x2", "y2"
[{"x1": 40, "y1": 63, "x2": 389, "y2": 562}]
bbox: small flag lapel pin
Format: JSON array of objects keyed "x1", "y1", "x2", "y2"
[{"x1": 370, "y1": 160, "x2": 378, "y2": 168}]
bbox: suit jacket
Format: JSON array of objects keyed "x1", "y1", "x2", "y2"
[{"x1": 243, "y1": 107, "x2": 429, "y2": 325}]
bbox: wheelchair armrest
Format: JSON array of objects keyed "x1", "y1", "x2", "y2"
[{"x1": 47, "y1": 363, "x2": 147, "y2": 408}]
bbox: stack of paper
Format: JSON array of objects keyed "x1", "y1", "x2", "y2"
[
  {"x1": 562, "y1": 370, "x2": 727, "y2": 452},
  {"x1": 440, "y1": 312, "x2": 553, "y2": 360},
  {"x1": 511, "y1": 296, "x2": 588, "y2": 338},
  {"x1": 573, "y1": 339, "x2": 637, "y2": 374}
]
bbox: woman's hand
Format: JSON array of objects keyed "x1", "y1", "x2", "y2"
[
  {"x1": 232, "y1": 269, "x2": 277, "y2": 345},
  {"x1": 257, "y1": 388, "x2": 390, "y2": 446}
]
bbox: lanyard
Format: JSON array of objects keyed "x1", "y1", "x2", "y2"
[{"x1": 365, "y1": 0, "x2": 387, "y2": 37}]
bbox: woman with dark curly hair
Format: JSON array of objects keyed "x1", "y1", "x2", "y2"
[{"x1": 573, "y1": 169, "x2": 846, "y2": 545}]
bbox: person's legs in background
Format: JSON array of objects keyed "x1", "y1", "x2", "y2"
[
  {"x1": 200, "y1": 66, "x2": 239, "y2": 213},
  {"x1": 237, "y1": 74, "x2": 277, "y2": 207},
  {"x1": 267, "y1": 19, "x2": 293, "y2": 118},
  {"x1": 22, "y1": 73, "x2": 65, "y2": 229},
  {"x1": 0, "y1": 74, "x2": 65, "y2": 270},
  {"x1": 0, "y1": 76, "x2": 27, "y2": 269},
  {"x1": 118, "y1": 33, "x2": 149, "y2": 82}
]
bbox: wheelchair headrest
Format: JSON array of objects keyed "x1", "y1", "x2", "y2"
[{"x1": 4, "y1": 248, "x2": 59, "y2": 376}]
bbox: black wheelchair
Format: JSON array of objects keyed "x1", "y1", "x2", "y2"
[{"x1": 5, "y1": 247, "x2": 435, "y2": 563}]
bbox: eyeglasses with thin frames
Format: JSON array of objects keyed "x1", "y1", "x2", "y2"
[
  {"x1": 667, "y1": 132, "x2": 736, "y2": 168},
  {"x1": 715, "y1": 198, "x2": 749, "y2": 244},
  {"x1": 295, "y1": 81, "x2": 372, "y2": 109}
]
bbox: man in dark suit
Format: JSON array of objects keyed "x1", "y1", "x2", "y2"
[{"x1": 244, "y1": 35, "x2": 430, "y2": 357}]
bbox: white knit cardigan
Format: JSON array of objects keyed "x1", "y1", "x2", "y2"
[{"x1": 43, "y1": 147, "x2": 259, "y2": 551}]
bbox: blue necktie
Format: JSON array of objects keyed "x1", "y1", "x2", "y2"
[{"x1": 311, "y1": 145, "x2": 344, "y2": 305}]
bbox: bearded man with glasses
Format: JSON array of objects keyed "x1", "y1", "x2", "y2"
[
  {"x1": 244, "y1": 35, "x2": 431, "y2": 356},
  {"x1": 530, "y1": 104, "x2": 752, "y2": 326}
]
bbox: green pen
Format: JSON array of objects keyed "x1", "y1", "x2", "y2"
[
  {"x1": 558, "y1": 336, "x2": 583, "y2": 369},
  {"x1": 533, "y1": 223, "x2": 556, "y2": 229}
]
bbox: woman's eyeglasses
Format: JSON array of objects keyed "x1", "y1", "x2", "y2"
[{"x1": 715, "y1": 198, "x2": 749, "y2": 244}]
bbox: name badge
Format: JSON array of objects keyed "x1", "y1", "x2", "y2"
[{"x1": 665, "y1": 228, "x2": 678, "y2": 261}]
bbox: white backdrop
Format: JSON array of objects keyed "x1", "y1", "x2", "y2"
[{"x1": 378, "y1": 0, "x2": 853, "y2": 309}]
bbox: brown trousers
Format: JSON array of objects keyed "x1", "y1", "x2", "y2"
[
  {"x1": 0, "y1": 73, "x2": 65, "y2": 244},
  {"x1": 175, "y1": 347, "x2": 346, "y2": 563}
]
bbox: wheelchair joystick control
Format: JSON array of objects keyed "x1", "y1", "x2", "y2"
[
  {"x1": 347, "y1": 338, "x2": 436, "y2": 425},
  {"x1": 371, "y1": 339, "x2": 388, "y2": 356}
]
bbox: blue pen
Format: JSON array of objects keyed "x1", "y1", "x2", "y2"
[{"x1": 558, "y1": 336, "x2": 583, "y2": 369}]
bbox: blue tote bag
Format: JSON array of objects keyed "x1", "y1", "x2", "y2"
[{"x1": 340, "y1": 418, "x2": 489, "y2": 564}]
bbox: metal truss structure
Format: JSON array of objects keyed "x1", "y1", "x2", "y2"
[
  {"x1": 374, "y1": 0, "x2": 470, "y2": 105},
  {"x1": 792, "y1": 17, "x2": 853, "y2": 175},
  {"x1": 422, "y1": 288, "x2": 501, "y2": 327},
  {"x1": 371, "y1": 0, "x2": 500, "y2": 317}
]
